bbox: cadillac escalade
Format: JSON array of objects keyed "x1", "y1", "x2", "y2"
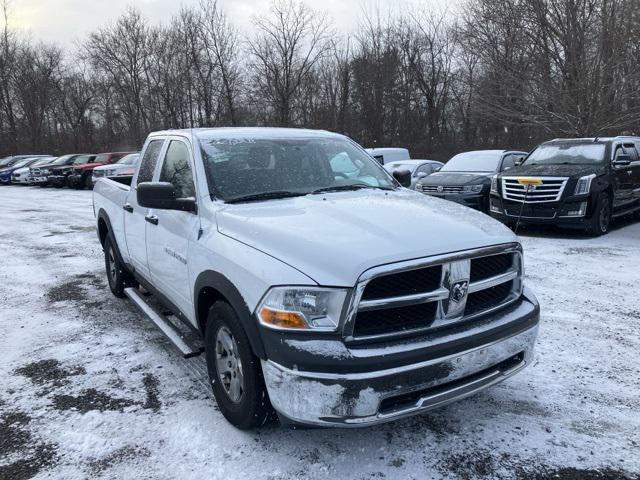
[{"x1": 93, "y1": 128, "x2": 540, "y2": 429}]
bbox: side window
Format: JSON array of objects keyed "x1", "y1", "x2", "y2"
[
  {"x1": 159, "y1": 140, "x2": 195, "y2": 198},
  {"x1": 622, "y1": 143, "x2": 639, "y2": 161},
  {"x1": 415, "y1": 164, "x2": 433, "y2": 176},
  {"x1": 137, "y1": 140, "x2": 164, "y2": 185},
  {"x1": 500, "y1": 154, "x2": 516, "y2": 171}
]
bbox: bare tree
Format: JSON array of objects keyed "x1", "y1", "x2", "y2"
[{"x1": 248, "y1": 0, "x2": 332, "y2": 126}]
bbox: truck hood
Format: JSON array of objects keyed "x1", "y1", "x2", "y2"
[
  {"x1": 500, "y1": 163, "x2": 605, "y2": 178},
  {"x1": 215, "y1": 189, "x2": 516, "y2": 286},
  {"x1": 420, "y1": 171, "x2": 492, "y2": 186}
]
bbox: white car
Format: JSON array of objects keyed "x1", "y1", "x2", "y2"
[
  {"x1": 365, "y1": 147, "x2": 410, "y2": 165},
  {"x1": 93, "y1": 128, "x2": 539, "y2": 429},
  {"x1": 92, "y1": 153, "x2": 140, "y2": 184},
  {"x1": 384, "y1": 159, "x2": 444, "y2": 189},
  {"x1": 11, "y1": 157, "x2": 55, "y2": 184},
  {"x1": 9, "y1": 157, "x2": 55, "y2": 184}
]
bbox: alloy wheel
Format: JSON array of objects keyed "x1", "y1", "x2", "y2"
[{"x1": 215, "y1": 326, "x2": 244, "y2": 403}]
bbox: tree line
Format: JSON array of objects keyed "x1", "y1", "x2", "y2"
[{"x1": 1, "y1": 0, "x2": 640, "y2": 160}]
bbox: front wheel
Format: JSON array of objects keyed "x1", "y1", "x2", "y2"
[
  {"x1": 586, "y1": 193, "x2": 612, "y2": 236},
  {"x1": 205, "y1": 302, "x2": 274, "y2": 430}
]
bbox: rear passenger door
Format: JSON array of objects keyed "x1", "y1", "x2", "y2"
[
  {"x1": 146, "y1": 138, "x2": 200, "y2": 317},
  {"x1": 611, "y1": 143, "x2": 636, "y2": 207},
  {"x1": 124, "y1": 138, "x2": 165, "y2": 279}
]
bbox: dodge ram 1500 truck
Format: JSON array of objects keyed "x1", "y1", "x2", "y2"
[{"x1": 93, "y1": 128, "x2": 540, "y2": 429}]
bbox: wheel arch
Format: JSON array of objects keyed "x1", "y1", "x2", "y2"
[{"x1": 194, "y1": 270, "x2": 266, "y2": 359}]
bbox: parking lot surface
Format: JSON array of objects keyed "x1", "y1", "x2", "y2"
[{"x1": 1, "y1": 186, "x2": 639, "y2": 480}]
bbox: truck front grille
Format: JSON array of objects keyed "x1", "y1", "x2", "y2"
[
  {"x1": 348, "y1": 247, "x2": 522, "y2": 341},
  {"x1": 501, "y1": 177, "x2": 568, "y2": 203}
]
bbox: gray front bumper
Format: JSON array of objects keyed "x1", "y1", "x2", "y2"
[{"x1": 262, "y1": 317, "x2": 538, "y2": 427}]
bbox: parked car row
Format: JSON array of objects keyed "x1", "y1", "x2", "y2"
[
  {"x1": 0, "y1": 151, "x2": 139, "y2": 188},
  {"x1": 386, "y1": 137, "x2": 640, "y2": 236}
]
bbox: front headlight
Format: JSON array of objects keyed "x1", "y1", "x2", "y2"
[
  {"x1": 490, "y1": 175, "x2": 498, "y2": 194},
  {"x1": 574, "y1": 174, "x2": 595, "y2": 195},
  {"x1": 257, "y1": 287, "x2": 348, "y2": 332},
  {"x1": 463, "y1": 184, "x2": 484, "y2": 193}
]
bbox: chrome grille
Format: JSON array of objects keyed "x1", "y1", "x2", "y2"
[
  {"x1": 501, "y1": 177, "x2": 568, "y2": 203},
  {"x1": 31, "y1": 167, "x2": 41, "y2": 175},
  {"x1": 419, "y1": 185, "x2": 464, "y2": 194},
  {"x1": 345, "y1": 245, "x2": 523, "y2": 341}
]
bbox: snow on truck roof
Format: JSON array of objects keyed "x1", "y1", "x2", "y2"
[{"x1": 148, "y1": 127, "x2": 342, "y2": 140}]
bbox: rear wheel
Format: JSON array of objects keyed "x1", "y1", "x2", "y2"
[
  {"x1": 587, "y1": 193, "x2": 612, "y2": 236},
  {"x1": 104, "y1": 236, "x2": 136, "y2": 297},
  {"x1": 204, "y1": 302, "x2": 274, "y2": 430}
]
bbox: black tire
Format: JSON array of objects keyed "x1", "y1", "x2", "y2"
[
  {"x1": 586, "y1": 193, "x2": 612, "y2": 236},
  {"x1": 104, "y1": 236, "x2": 136, "y2": 297},
  {"x1": 204, "y1": 302, "x2": 273, "y2": 430}
]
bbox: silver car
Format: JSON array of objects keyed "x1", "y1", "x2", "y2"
[{"x1": 383, "y1": 159, "x2": 444, "y2": 189}]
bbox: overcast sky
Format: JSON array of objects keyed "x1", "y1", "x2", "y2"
[{"x1": 8, "y1": 0, "x2": 452, "y2": 48}]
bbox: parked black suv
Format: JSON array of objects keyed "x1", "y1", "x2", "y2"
[
  {"x1": 489, "y1": 137, "x2": 640, "y2": 235},
  {"x1": 416, "y1": 150, "x2": 527, "y2": 212}
]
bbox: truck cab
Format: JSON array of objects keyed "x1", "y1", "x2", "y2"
[{"x1": 93, "y1": 128, "x2": 539, "y2": 429}]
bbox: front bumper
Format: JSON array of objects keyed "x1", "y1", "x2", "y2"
[
  {"x1": 67, "y1": 174, "x2": 84, "y2": 187},
  {"x1": 420, "y1": 191, "x2": 488, "y2": 212},
  {"x1": 489, "y1": 195, "x2": 593, "y2": 228},
  {"x1": 262, "y1": 288, "x2": 539, "y2": 427},
  {"x1": 48, "y1": 175, "x2": 67, "y2": 187},
  {"x1": 11, "y1": 175, "x2": 29, "y2": 184}
]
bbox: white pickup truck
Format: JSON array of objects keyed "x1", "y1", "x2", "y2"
[{"x1": 93, "y1": 128, "x2": 540, "y2": 429}]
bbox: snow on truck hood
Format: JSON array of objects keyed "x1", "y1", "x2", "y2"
[{"x1": 216, "y1": 189, "x2": 517, "y2": 286}]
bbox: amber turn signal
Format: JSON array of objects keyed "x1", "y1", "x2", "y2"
[{"x1": 259, "y1": 307, "x2": 308, "y2": 329}]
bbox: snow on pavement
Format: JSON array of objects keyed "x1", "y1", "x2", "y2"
[{"x1": 0, "y1": 186, "x2": 639, "y2": 480}]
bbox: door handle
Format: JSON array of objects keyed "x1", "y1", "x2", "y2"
[
  {"x1": 123, "y1": 203, "x2": 134, "y2": 213},
  {"x1": 145, "y1": 214, "x2": 159, "y2": 225}
]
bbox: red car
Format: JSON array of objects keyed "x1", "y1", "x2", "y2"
[{"x1": 67, "y1": 152, "x2": 136, "y2": 189}]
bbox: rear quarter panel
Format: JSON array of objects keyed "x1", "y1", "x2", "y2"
[{"x1": 93, "y1": 178, "x2": 132, "y2": 263}]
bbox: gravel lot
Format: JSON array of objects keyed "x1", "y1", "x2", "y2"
[{"x1": 1, "y1": 186, "x2": 639, "y2": 480}]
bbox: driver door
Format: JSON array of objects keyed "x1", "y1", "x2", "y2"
[{"x1": 145, "y1": 138, "x2": 200, "y2": 317}]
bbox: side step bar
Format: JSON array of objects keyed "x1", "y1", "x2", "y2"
[{"x1": 124, "y1": 287, "x2": 203, "y2": 358}]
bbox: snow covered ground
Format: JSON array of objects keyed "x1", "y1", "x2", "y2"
[{"x1": 0, "y1": 185, "x2": 639, "y2": 480}]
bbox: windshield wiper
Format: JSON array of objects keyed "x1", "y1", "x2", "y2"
[
  {"x1": 311, "y1": 184, "x2": 394, "y2": 194},
  {"x1": 225, "y1": 191, "x2": 307, "y2": 204}
]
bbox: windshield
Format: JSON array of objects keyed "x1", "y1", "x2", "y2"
[
  {"x1": 441, "y1": 151, "x2": 502, "y2": 172},
  {"x1": 384, "y1": 162, "x2": 419, "y2": 174},
  {"x1": 197, "y1": 135, "x2": 395, "y2": 202},
  {"x1": 73, "y1": 155, "x2": 92, "y2": 165},
  {"x1": 48, "y1": 155, "x2": 73, "y2": 165},
  {"x1": 10, "y1": 158, "x2": 35, "y2": 169},
  {"x1": 116, "y1": 153, "x2": 139, "y2": 165},
  {"x1": 33, "y1": 157, "x2": 54, "y2": 166},
  {"x1": 440, "y1": 151, "x2": 502, "y2": 172},
  {"x1": 524, "y1": 143, "x2": 606, "y2": 165},
  {"x1": 0, "y1": 157, "x2": 16, "y2": 167}
]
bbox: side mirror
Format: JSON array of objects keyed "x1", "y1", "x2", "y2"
[
  {"x1": 137, "y1": 181, "x2": 197, "y2": 212},
  {"x1": 433, "y1": 166, "x2": 442, "y2": 172},
  {"x1": 416, "y1": 172, "x2": 428, "y2": 179},
  {"x1": 613, "y1": 154, "x2": 631, "y2": 167},
  {"x1": 392, "y1": 169, "x2": 412, "y2": 188},
  {"x1": 514, "y1": 156, "x2": 525, "y2": 166}
]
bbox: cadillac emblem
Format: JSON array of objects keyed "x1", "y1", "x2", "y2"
[{"x1": 437, "y1": 185, "x2": 444, "y2": 193}]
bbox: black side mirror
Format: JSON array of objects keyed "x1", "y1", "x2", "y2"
[
  {"x1": 137, "y1": 182, "x2": 197, "y2": 212},
  {"x1": 514, "y1": 156, "x2": 525, "y2": 166},
  {"x1": 392, "y1": 169, "x2": 412, "y2": 188},
  {"x1": 613, "y1": 154, "x2": 631, "y2": 167},
  {"x1": 434, "y1": 166, "x2": 442, "y2": 172}
]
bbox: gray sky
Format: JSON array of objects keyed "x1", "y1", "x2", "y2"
[{"x1": 8, "y1": 0, "x2": 449, "y2": 48}]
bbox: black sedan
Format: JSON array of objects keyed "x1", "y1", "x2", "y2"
[{"x1": 416, "y1": 150, "x2": 527, "y2": 213}]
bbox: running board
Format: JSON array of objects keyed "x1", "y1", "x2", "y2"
[
  {"x1": 612, "y1": 204, "x2": 640, "y2": 218},
  {"x1": 124, "y1": 287, "x2": 203, "y2": 358}
]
